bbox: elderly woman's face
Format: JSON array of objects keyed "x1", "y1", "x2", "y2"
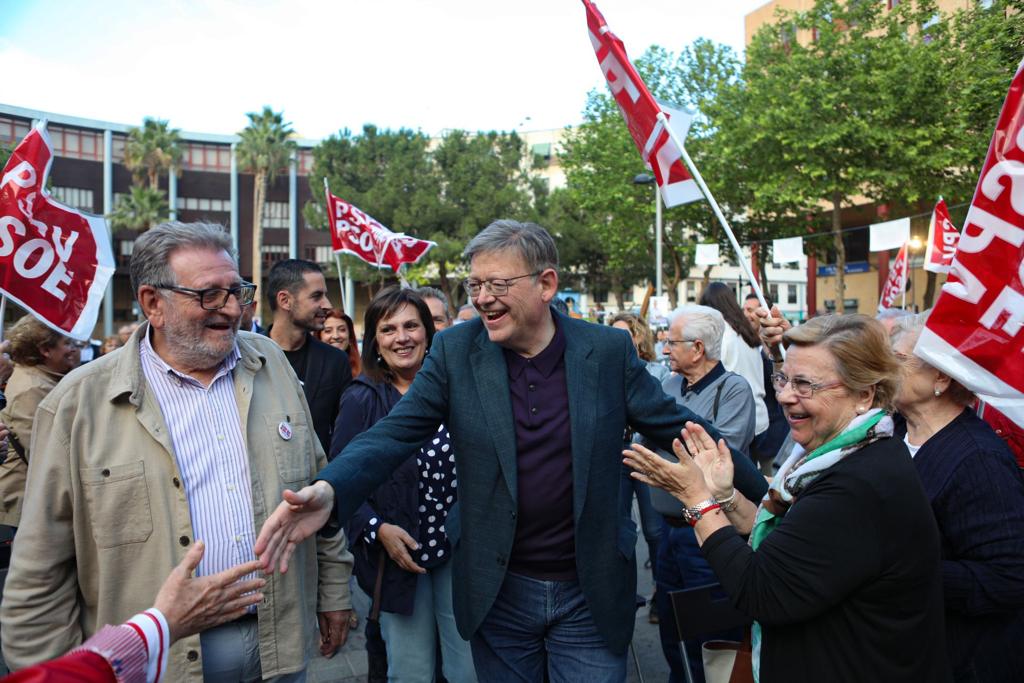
[
  {"x1": 777, "y1": 344, "x2": 867, "y2": 452},
  {"x1": 892, "y1": 331, "x2": 938, "y2": 411}
]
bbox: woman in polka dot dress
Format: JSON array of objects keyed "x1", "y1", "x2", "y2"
[{"x1": 330, "y1": 286, "x2": 476, "y2": 683}]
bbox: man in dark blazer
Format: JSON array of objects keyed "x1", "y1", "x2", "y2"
[
  {"x1": 267, "y1": 259, "x2": 351, "y2": 453},
  {"x1": 256, "y1": 221, "x2": 768, "y2": 682}
]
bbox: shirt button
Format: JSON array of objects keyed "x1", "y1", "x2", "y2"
[
  {"x1": 186, "y1": 650, "x2": 199, "y2": 662},
  {"x1": 227, "y1": 484, "x2": 235, "y2": 492},
  {"x1": 179, "y1": 536, "x2": 190, "y2": 546},
  {"x1": 510, "y1": 511, "x2": 517, "y2": 520},
  {"x1": 101, "y1": 468, "x2": 110, "y2": 477},
  {"x1": 530, "y1": 407, "x2": 538, "y2": 415},
  {"x1": 172, "y1": 477, "x2": 180, "y2": 488},
  {"x1": 234, "y1": 535, "x2": 241, "y2": 543},
  {"x1": 217, "y1": 435, "x2": 225, "y2": 441},
  {"x1": 528, "y1": 384, "x2": 536, "y2": 391},
  {"x1": 497, "y1": 555, "x2": 506, "y2": 567}
]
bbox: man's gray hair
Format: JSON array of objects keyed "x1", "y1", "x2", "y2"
[
  {"x1": 669, "y1": 304, "x2": 726, "y2": 361},
  {"x1": 463, "y1": 219, "x2": 559, "y2": 273},
  {"x1": 130, "y1": 221, "x2": 235, "y2": 294},
  {"x1": 414, "y1": 286, "x2": 451, "y2": 319}
]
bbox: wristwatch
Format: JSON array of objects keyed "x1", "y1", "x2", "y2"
[{"x1": 682, "y1": 498, "x2": 721, "y2": 527}]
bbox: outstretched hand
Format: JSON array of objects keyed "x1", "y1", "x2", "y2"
[
  {"x1": 155, "y1": 541, "x2": 265, "y2": 643},
  {"x1": 254, "y1": 480, "x2": 335, "y2": 574}
]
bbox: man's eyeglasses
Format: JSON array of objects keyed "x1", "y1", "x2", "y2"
[
  {"x1": 153, "y1": 282, "x2": 257, "y2": 311},
  {"x1": 462, "y1": 272, "x2": 541, "y2": 297},
  {"x1": 664, "y1": 338, "x2": 698, "y2": 348},
  {"x1": 771, "y1": 372, "x2": 844, "y2": 398}
]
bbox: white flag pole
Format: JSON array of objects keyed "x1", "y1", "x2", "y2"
[
  {"x1": 324, "y1": 177, "x2": 347, "y2": 315},
  {"x1": 0, "y1": 295, "x2": 6, "y2": 343},
  {"x1": 658, "y1": 111, "x2": 768, "y2": 312},
  {"x1": 659, "y1": 111, "x2": 785, "y2": 360}
]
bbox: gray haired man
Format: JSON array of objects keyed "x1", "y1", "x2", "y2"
[{"x1": 2, "y1": 221, "x2": 354, "y2": 681}]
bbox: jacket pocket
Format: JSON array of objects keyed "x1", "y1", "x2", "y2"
[
  {"x1": 81, "y1": 461, "x2": 153, "y2": 548},
  {"x1": 265, "y1": 412, "x2": 312, "y2": 484}
]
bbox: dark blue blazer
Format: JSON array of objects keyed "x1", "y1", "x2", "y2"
[{"x1": 318, "y1": 313, "x2": 767, "y2": 653}]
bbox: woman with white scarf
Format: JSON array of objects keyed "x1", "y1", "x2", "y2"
[{"x1": 624, "y1": 314, "x2": 951, "y2": 683}]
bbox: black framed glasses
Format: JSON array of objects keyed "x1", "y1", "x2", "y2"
[
  {"x1": 771, "y1": 372, "x2": 844, "y2": 398},
  {"x1": 462, "y1": 271, "x2": 541, "y2": 297},
  {"x1": 153, "y1": 282, "x2": 257, "y2": 310}
]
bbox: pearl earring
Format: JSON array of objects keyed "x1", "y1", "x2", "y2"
[
  {"x1": 856, "y1": 407, "x2": 865, "y2": 414},
  {"x1": 934, "y1": 389, "x2": 942, "y2": 397}
]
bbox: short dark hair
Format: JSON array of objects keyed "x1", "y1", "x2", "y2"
[
  {"x1": 267, "y1": 259, "x2": 323, "y2": 312},
  {"x1": 700, "y1": 282, "x2": 760, "y2": 349},
  {"x1": 361, "y1": 286, "x2": 436, "y2": 383},
  {"x1": 744, "y1": 291, "x2": 773, "y2": 309}
]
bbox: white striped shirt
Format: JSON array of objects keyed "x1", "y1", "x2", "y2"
[{"x1": 139, "y1": 334, "x2": 258, "y2": 581}]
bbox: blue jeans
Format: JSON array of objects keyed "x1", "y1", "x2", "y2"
[
  {"x1": 470, "y1": 571, "x2": 626, "y2": 683},
  {"x1": 656, "y1": 526, "x2": 741, "y2": 683},
  {"x1": 379, "y1": 559, "x2": 476, "y2": 683},
  {"x1": 199, "y1": 614, "x2": 306, "y2": 682}
]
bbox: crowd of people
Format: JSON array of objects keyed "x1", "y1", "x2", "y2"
[{"x1": 0, "y1": 218, "x2": 1020, "y2": 683}]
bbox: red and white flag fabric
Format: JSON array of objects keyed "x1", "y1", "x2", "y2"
[
  {"x1": 0, "y1": 122, "x2": 114, "y2": 340},
  {"x1": 582, "y1": 0, "x2": 702, "y2": 207},
  {"x1": 914, "y1": 60, "x2": 1024, "y2": 426},
  {"x1": 878, "y1": 242, "x2": 909, "y2": 312},
  {"x1": 923, "y1": 198, "x2": 960, "y2": 273},
  {"x1": 324, "y1": 188, "x2": 434, "y2": 273}
]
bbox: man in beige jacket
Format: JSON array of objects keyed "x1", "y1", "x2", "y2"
[{"x1": 1, "y1": 221, "x2": 354, "y2": 682}]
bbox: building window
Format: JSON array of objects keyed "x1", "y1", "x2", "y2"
[
  {"x1": 51, "y1": 187, "x2": 95, "y2": 212},
  {"x1": 176, "y1": 197, "x2": 231, "y2": 213},
  {"x1": 887, "y1": 0, "x2": 900, "y2": 9},
  {"x1": 181, "y1": 143, "x2": 231, "y2": 172},
  {"x1": 788, "y1": 285, "x2": 799, "y2": 305},
  {"x1": 48, "y1": 126, "x2": 104, "y2": 161},
  {"x1": 0, "y1": 117, "x2": 31, "y2": 146},
  {"x1": 769, "y1": 284, "x2": 779, "y2": 304},
  {"x1": 262, "y1": 201, "x2": 290, "y2": 230},
  {"x1": 261, "y1": 244, "x2": 289, "y2": 269},
  {"x1": 117, "y1": 239, "x2": 135, "y2": 267},
  {"x1": 312, "y1": 245, "x2": 335, "y2": 264}
]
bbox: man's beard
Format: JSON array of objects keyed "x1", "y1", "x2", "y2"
[{"x1": 164, "y1": 311, "x2": 238, "y2": 370}]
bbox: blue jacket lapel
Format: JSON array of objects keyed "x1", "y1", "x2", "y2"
[
  {"x1": 564, "y1": 320, "x2": 598, "y2": 523},
  {"x1": 469, "y1": 329, "x2": 518, "y2": 502}
]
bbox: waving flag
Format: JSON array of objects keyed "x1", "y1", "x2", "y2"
[
  {"x1": 582, "y1": 0, "x2": 701, "y2": 207},
  {"x1": 324, "y1": 185, "x2": 434, "y2": 273},
  {"x1": 0, "y1": 122, "x2": 114, "y2": 340},
  {"x1": 914, "y1": 60, "x2": 1024, "y2": 427},
  {"x1": 877, "y1": 243, "x2": 908, "y2": 312},
  {"x1": 923, "y1": 198, "x2": 960, "y2": 274}
]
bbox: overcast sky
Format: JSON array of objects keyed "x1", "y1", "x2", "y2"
[{"x1": 1, "y1": 0, "x2": 768, "y2": 139}]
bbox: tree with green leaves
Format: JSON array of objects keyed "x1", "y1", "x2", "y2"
[
  {"x1": 110, "y1": 185, "x2": 169, "y2": 230},
  {"x1": 237, "y1": 107, "x2": 296, "y2": 301},
  {"x1": 123, "y1": 118, "x2": 182, "y2": 191}
]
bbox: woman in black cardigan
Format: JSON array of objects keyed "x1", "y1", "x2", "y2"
[
  {"x1": 625, "y1": 314, "x2": 951, "y2": 683},
  {"x1": 892, "y1": 314, "x2": 1024, "y2": 682}
]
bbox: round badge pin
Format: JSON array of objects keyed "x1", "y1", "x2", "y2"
[{"x1": 278, "y1": 421, "x2": 293, "y2": 441}]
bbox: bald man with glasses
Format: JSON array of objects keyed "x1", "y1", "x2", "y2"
[{"x1": 2, "y1": 221, "x2": 354, "y2": 682}]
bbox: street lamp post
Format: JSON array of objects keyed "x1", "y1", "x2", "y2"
[
  {"x1": 908, "y1": 236, "x2": 923, "y2": 312},
  {"x1": 633, "y1": 173, "x2": 662, "y2": 298}
]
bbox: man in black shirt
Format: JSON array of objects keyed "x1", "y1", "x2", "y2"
[{"x1": 267, "y1": 259, "x2": 352, "y2": 453}]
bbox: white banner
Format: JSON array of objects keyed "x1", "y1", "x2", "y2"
[
  {"x1": 772, "y1": 236, "x2": 804, "y2": 263},
  {"x1": 869, "y1": 217, "x2": 910, "y2": 252},
  {"x1": 695, "y1": 243, "x2": 719, "y2": 266}
]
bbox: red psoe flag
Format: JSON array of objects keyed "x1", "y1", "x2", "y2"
[
  {"x1": 582, "y1": 0, "x2": 701, "y2": 207},
  {"x1": 914, "y1": 60, "x2": 1024, "y2": 426},
  {"x1": 923, "y1": 198, "x2": 960, "y2": 274},
  {"x1": 324, "y1": 188, "x2": 435, "y2": 273},
  {"x1": 0, "y1": 122, "x2": 114, "y2": 340},
  {"x1": 878, "y1": 243, "x2": 909, "y2": 312}
]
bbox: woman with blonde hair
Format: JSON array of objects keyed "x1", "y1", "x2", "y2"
[
  {"x1": 0, "y1": 315, "x2": 81, "y2": 530},
  {"x1": 891, "y1": 313, "x2": 1024, "y2": 681},
  {"x1": 625, "y1": 314, "x2": 951, "y2": 682}
]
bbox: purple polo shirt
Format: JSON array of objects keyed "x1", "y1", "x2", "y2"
[{"x1": 503, "y1": 315, "x2": 576, "y2": 580}]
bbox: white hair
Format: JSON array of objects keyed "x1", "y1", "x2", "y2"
[{"x1": 669, "y1": 304, "x2": 725, "y2": 361}]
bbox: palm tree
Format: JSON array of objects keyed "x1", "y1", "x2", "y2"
[
  {"x1": 236, "y1": 107, "x2": 296, "y2": 304},
  {"x1": 123, "y1": 118, "x2": 182, "y2": 191},
  {"x1": 110, "y1": 186, "x2": 169, "y2": 230}
]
